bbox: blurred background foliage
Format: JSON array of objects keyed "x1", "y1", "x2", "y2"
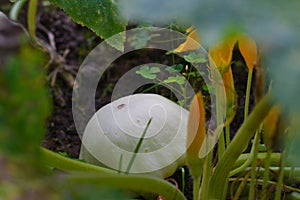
[
  {"x1": 0, "y1": 13, "x2": 129, "y2": 199},
  {"x1": 118, "y1": 0, "x2": 300, "y2": 164},
  {"x1": 0, "y1": 12, "x2": 53, "y2": 198}
]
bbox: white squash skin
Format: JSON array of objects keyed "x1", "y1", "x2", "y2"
[{"x1": 80, "y1": 94, "x2": 188, "y2": 178}]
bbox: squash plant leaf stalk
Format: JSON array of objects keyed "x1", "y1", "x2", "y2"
[
  {"x1": 174, "y1": 26, "x2": 201, "y2": 53},
  {"x1": 262, "y1": 106, "x2": 281, "y2": 199},
  {"x1": 9, "y1": 0, "x2": 28, "y2": 20},
  {"x1": 238, "y1": 34, "x2": 258, "y2": 120},
  {"x1": 67, "y1": 173, "x2": 186, "y2": 200},
  {"x1": 41, "y1": 147, "x2": 187, "y2": 199},
  {"x1": 208, "y1": 94, "x2": 274, "y2": 199},
  {"x1": 186, "y1": 92, "x2": 206, "y2": 200},
  {"x1": 208, "y1": 37, "x2": 236, "y2": 158},
  {"x1": 28, "y1": 0, "x2": 40, "y2": 45},
  {"x1": 41, "y1": 147, "x2": 117, "y2": 174},
  {"x1": 234, "y1": 35, "x2": 258, "y2": 199},
  {"x1": 248, "y1": 127, "x2": 261, "y2": 200},
  {"x1": 229, "y1": 129, "x2": 260, "y2": 177},
  {"x1": 223, "y1": 67, "x2": 237, "y2": 147}
]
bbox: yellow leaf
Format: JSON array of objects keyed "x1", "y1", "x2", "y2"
[
  {"x1": 174, "y1": 26, "x2": 201, "y2": 52},
  {"x1": 263, "y1": 106, "x2": 281, "y2": 150},
  {"x1": 186, "y1": 92, "x2": 206, "y2": 177},
  {"x1": 223, "y1": 68, "x2": 237, "y2": 125},
  {"x1": 208, "y1": 37, "x2": 236, "y2": 72},
  {"x1": 238, "y1": 34, "x2": 258, "y2": 72}
]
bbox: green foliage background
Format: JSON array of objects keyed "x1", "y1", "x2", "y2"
[{"x1": 0, "y1": 44, "x2": 50, "y2": 158}]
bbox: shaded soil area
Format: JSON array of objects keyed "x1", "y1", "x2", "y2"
[
  {"x1": 37, "y1": 7, "x2": 93, "y2": 158},
  {"x1": 16, "y1": 4, "x2": 254, "y2": 200}
]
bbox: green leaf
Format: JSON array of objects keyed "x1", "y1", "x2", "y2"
[
  {"x1": 165, "y1": 50, "x2": 175, "y2": 55},
  {"x1": 202, "y1": 84, "x2": 209, "y2": 91},
  {"x1": 67, "y1": 173, "x2": 186, "y2": 200},
  {"x1": 163, "y1": 75, "x2": 186, "y2": 85},
  {"x1": 177, "y1": 100, "x2": 185, "y2": 107},
  {"x1": 183, "y1": 52, "x2": 207, "y2": 64},
  {"x1": 166, "y1": 64, "x2": 184, "y2": 73},
  {"x1": 136, "y1": 65, "x2": 160, "y2": 79},
  {"x1": 49, "y1": 0, "x2": 127, "y2": 51},
  {"x1": 188, "y1": 71, "x2": 196, "y2": 77},
  {"x1": 129, "y1": 28, "x2": 160, "y2": 49}
]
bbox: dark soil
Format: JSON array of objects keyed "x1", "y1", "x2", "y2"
[
  {"x1": 38, "y1": 7, "x2": 92, "y2": 158},
  {"x1": 19, "y1": 4, "x2": 253, "y2": 200}
]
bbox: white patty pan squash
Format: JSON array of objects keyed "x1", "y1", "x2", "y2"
[{"x1": 80, "y1": 93, "x2": 189, "y2": 178}]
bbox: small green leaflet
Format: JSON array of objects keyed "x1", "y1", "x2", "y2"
[
  {"x1": 184, "y1": 52, "x2": 207, "y2": 64},
  {"x1": 136, "y1": 65, "x2": 160, "y2": 79},
  {"x1": 49, "y1": 0, "x2": 127, "y2": 51},
  {"x1": 163, "y1": 75, "x2": 186, "y2": 85},
  {"x1": 166, "y1": 64, "x2": 184, "y2": 73},
  {"x1": 130, "y1": 28, "x2": 160, "y2": 49},
  {"x1": 177, "y1": 100, "x2": 185, "y2": 107}
]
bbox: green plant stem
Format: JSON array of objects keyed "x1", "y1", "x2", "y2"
[
  {"x1": 275, "y1": 149, "x2": 286, "y2": 200},
  {"x1": 193, "y1": 176, "x2": 201, "y2": 200},
  {"x1": 156, "y1": 78, "x2": 184, "y2": 96},
  {"x1": 180, "y1": 84, "x2": 187, "y2": 106},
  {"x1": 233, "y1": 166, "x2": 300, "y2": 183},
  {"x1": 248, "y1": 131, "x2": 261, "y2": 200},
  {"x1": 218, "y1": 129, "x2": 226, "y2": 159},
  {"x1": 216, "y1": 81, "x2": 225, "y2": 158},
  {"x1": 40, "y1": 147, "x2": 117, "y2": 174},
  {"x1": 229, "y1": 177, "x2": 300, "y2": 194},
  {"x1": 214, "y1": 72, "x2": 234, "y2": 199},
  {"x1": 141, "y1": 83, "x2": 160, "y2": 93},
  {"x1": 262, "y1": 148, "x2": 272, "y2": 200},
  {"x1": 152, "y1": 39, "x2": 186, "y2": 44},
  {"x1": 233, "y1": 152, "x2": 294, "y2": 169},
  {"x1": 199, "y1": 151, "x2": 213, "y2": 199},
  {"x1": 233, "y1": 171, "x2": 251, "y2": 200},
  {"x1": 244, "y1": 70, "x2": 253, "y2": 120},
  {"x1": 269, "y1": 167, "x2": 300, "y2": 182},
  {"x1": 9, "y1": 0, "x2": 28, "y2": 20},
  {"x1": 225, "y1": 124, "x2": 230, "y2": 147},
  {"x1": 209, "y1": 69, "x2": 226, "y2": 198},
  {"x1": 27, "y1": 0, "x2": 39, "y2": 44},
  {"x1": 289, "y1": 166, "x2": 295, "y2": 183},
  {"x1": 230, "y1": 130, "x2": 260, "y2": 177},
  {"x1": 208, "y1": 94, "x2": 273, "y2": 199},
  {"x1": 67, "y1": 173, "x2": 186, "y2": 200}
]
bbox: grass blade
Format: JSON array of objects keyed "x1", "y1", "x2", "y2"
[{"x1": 125, "y1": 118, "x2": 152, "y2": 174}]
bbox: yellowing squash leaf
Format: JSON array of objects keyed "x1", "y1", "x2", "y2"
[
  {"x1": 186, "y1": 92, "x2": 206, "y2": 177},
  {"x1": 208, "y1": 37, "x2": 236, "y2": 72},
  {"x1": 223, "y1": 68, "x2": 237, "y2": 125},
  {"x1": 238, "y1": 35, "x2": 258, "y2": 72},
  {"x1": 263, "y1": 106, "x2": 281, "y2": 150},
  {"x1": 174, "y1": 27, "x2": 201, "y2": 52}
]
